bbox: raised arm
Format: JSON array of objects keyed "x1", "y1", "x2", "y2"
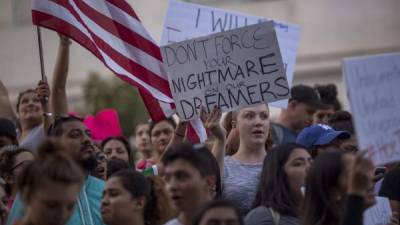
[
  {"x1": 161, "y1": 120, "x2": 188, "y2": 161},
  {"x1": 51, "y1": 34, "x2": 71, "y2": 116},
  {"x1": 341, "y1": 152, "x2": 374, "y2": 225},
  {"x1": 205, "y1": 107, "x2": 226, "y2": 176},
  {"x1": 0, "y1": 81, "x2": 17, "y2": 121}
]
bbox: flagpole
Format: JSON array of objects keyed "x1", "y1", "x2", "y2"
[
  {"x1": 36, "y1": 26, "x2": 46, "y2": 81},
  {"x1": 36, "y1": 26, "x2": 48, "y2": 103}
]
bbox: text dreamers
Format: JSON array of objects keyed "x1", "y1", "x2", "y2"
[{"x1": 161, "y1": 21, "x2": 290, "y2": 121}]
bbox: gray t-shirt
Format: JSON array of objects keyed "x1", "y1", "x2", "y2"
[
  {"x1": 164, "y1": 218, "x2": 183, "y2": 225},
  {"x1": 19, "y1": 125, "x2": 45, "y2": 152},
  {"x1": 222, "y1": 156, "x2": 263, "y2": 215},
  {"x1": 245, "y1": 206, "x2": 299, "y2": 225}
]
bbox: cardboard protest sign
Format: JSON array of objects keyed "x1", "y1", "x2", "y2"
[
  {"x1": 363, "y1": 197, "x2": 392, "y2": 225},
  {"x1": 343, "y1": 52, "x2": 400, "y2": 165},
  {"x1": 161, "y1": 21, "x2": 289, "y2": 121},
  {"x1": 160, "y1": 0, "x2": 300, "y2": 108}
]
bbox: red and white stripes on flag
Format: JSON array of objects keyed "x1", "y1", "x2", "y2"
[{"x1": 32, "y1": 0, "x2": 207, "y2": 143}]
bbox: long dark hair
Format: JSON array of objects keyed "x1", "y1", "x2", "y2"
[
  {"x1": 110, "y1": 170, "x2": 175, "y2": 225},
  {"x1": 302, "y1": 150, "x2": 349, "y2": 225},
  {"x1": 328, "y1": 110, "x2": 355, "y2": 135},
  {"x1": 252, "y1": 143, "x2": 306, "y2": 216}
]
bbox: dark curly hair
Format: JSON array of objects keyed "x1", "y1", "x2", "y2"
[
  {"x1": 314, "y1": 84, "x2": 342, "y2": 111},
  {"x1": 328, "y1": 110, "x2": 355, "y2": 135}
]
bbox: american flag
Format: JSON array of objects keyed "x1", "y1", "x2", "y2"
[{"x1": 32, "y1": 0, "x2": 206, "y2": 142}]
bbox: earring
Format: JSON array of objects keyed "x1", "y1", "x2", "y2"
[{"x1": 210, "y1": 185, "x2": 216, "y2": 194}]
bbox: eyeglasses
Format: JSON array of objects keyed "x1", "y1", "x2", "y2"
[
  {"x1": 95, "y1": 152, "x2": 107, "y2": 162},
  {"x1": 0, "y1": 145, "x2": 19, "y2": 153}
]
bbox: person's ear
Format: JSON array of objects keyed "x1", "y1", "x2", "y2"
[
  {"x1": 133, "y1": 196, "x2": 146, "y2": 211},
  {"x1": 205, "y1": 175, "x2": 217, "y2": 193},
  {"x1": 206, "y1": 175, "x2": 216, "y2": 186},
  {"x1": 231, "y1": 120, "x2": 236, "y2": 129},
  {"x1": 288, "y1": 100, "x2": 298, "y2": 111}
]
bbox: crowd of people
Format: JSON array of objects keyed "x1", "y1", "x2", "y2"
[{"x1": 0, "y1": 36, "x2": 399, "y2": 225}]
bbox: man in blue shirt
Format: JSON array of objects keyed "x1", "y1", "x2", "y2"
[{"x1": 7, "y1": 115, "x2": 105, "y2": 225}]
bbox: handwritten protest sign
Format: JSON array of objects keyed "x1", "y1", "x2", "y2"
[
  {"x1": 343, "y1": 52, "x2": 400, "y2": 165},
  {"x1": 363, "y1": 197, "x2": 392, "y2": 225},
  {"x1": 161, "y1": 21, "x2": 289, "y2": 121},
  {"x1": 160, "y1": 0, "x2": 300, "y2": 108}
]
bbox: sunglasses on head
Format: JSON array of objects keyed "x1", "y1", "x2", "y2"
[{"x1": 0, "y1": 145, "x2": 19, "y2": 153}]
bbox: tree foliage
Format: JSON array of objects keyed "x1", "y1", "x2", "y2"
[{"x1": 83, "y1": 72, "x2": 149, "y2": 136}]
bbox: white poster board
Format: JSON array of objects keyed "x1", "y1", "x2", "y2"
[
  {"x1": 363, "y1": 196, "x2": 392, "y2": 225},
  {"x1": 343, "y1": 52, "x2": 400, "y2": 165},
  {"x1": 161, "y1": 0, "x2": 300, "y2": 108},
  {"x1": 161, "y1": 22, "x2": 289, "y2": 121}
]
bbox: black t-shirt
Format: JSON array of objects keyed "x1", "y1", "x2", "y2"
[
  {"x1": 379, "y1": 168, "x2": 400, "y2": 201},
  {"x1": 341, "y1": 195, "x2": 364, "y2": 225}
]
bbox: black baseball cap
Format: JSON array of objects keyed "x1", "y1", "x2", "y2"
[
  {"x1": 290, "y1": 84, "x2": 325, "y2": 107},
  {"x1": 0, "y1": 118, "x2": 17, "y2": 140}
]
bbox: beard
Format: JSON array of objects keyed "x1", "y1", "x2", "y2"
[{"x1": 78, "y1": 154, "x2": 98, "y2": 173}]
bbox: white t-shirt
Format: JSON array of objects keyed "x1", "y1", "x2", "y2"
[{"x1": 19, "y1": 124, "x2": 45, "y2": 152}]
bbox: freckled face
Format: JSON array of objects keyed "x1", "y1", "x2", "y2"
[{"x1": 236, "y1": 104, "x2": 270, "y2": 146}]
